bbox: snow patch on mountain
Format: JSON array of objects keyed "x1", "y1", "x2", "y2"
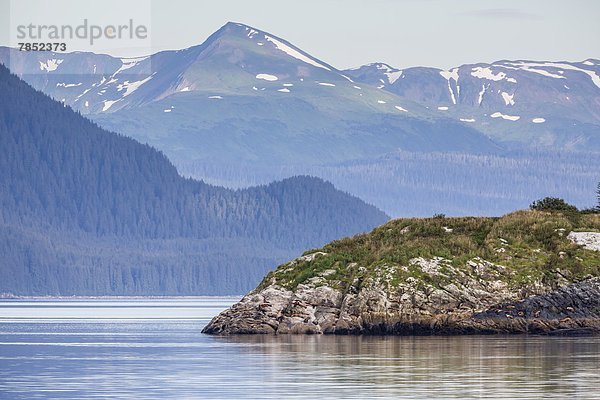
[
  {"x1": 39, "y1": 59, "x2": 63, "y2": 72},
  {"x1": 532, "y1": 118, "x2": 546, "y2": 123},
  {"x1": 278, "y1": 88, "x2": 290, "y2": 93},
  {"x1": 501, "y1": 92, "x2": 515, "y2": 106},
  {"x1": 114, "y1": 56, "x2": 149, "y2": 75},
  {"x1": 256, "y1": 74, "x2": 278, "y2": 81},
  {"x1": 500, "y1": 62, "x2": 567, "y2": 79},
  {"x1": 395, "y1": 106, "x2": 408, "y2": 112},
  {"x1": 500, "y1": 61, "x2": 600, "y2": 88},
  {"x1": 471, "y1": 67, "x2": 506, "y2": 81},
  {"x1": 440, "y1": 68, "x2": 459, "y2": 104},
  {"x1": 460, "y1": 118, "x2": 476, "y2": 122},
  {"x1": 525, "y1": 62, "x2": 600, "y2": 89},
  {"x1": 264, "y1": 34, "x2": 331, "y2": 71},
  {"x1": 386, "y1": 70, "x2": 403, "y2": 84},
  {"x1": 359, "y1": 63, "x2": 403, "y2": 84},
  {"x1": 478, "y1": 84, "x2": 488, "y2": 105},
  {"x1": 491, "y1": 112, "x2": 520, "y2": 121},
  {"x1": 318, "y1": 82, "x2": 336, "y2": 87},
  {"x1": 438, "y1": 106, "x2": 449, "y2": 111},
  {"x1": 440, "y1": 69, "x2": 459, "y2": 82},
  {"x1": 75, "y1": 88, "x2": 92, "y2": 102},
  {"x1": 448, "y1": 87, "x2": 456, "y2": 104},
  {"x1": 57, "y1": 82, "x2": 82, "y2": 88},
  {"x1": 375, "y1": 64, "x2": 403, "y2": 83},
  {"x1": 523, "y1": 67, "x2": 564, "y2": 79},
  {"x1": 245, "y1": 28, "x2": 259, "y2": 39},
  {"x1": 102, "y1": 100, "x2": 119, "y2": 112},
  {"x1": 116, "y1": 75, "x2": 153, "y2": 97}
]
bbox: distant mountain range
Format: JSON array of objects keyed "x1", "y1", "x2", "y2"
[
  {"x1": 1, "y1": 22, "x2": 599, "y2": 216},
  {"x1": 345, "y1": 60, "x2": 600, "y2": 149},
  {"x1": 0, "y1": 64, "x2": 387, "y2": 296},
  {"x1": 3, "y1": 22, "x2": 599, "y2": 153},
  {"x1": 0, "y1": 22, "x2": 498, "y2": 168}
]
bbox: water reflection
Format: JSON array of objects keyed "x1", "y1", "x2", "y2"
[
  {"x1": 0, "y1": 299, "x2": 598, "y2": 399},
  {"x1": 218, "y1": 335, "x2": 600, "y2": 399}
]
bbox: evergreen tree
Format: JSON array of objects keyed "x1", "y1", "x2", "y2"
[{"x1": 530, "y1": 197, "x2": 578, "y2": 213}]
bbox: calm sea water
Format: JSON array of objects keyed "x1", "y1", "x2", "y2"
[{"x1": 0, "y1": 298, "x2": 598, "y2": 399}]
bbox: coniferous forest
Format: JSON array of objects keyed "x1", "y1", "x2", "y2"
[{"x1": 0, "y1": 65, "x2": 388, "y2": 295}]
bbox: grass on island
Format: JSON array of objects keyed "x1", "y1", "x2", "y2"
[{"x1": 258, "y1": 210, "x2": 600, "y2": 292}]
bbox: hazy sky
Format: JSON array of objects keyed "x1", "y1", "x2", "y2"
[{"x1": 2, "y1": 0, "x2": 599, "y2": 69}]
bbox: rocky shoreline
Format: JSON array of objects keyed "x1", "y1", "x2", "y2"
[
  {"x1": 203, "y1": 214, "x2": 600, "y2": 336},
  {"x1": 202, "y1": 277, "x2": 600, "y2": 335}
]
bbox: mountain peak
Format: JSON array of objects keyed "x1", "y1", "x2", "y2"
[
  {"x1": 201, "y1": 21, "x2": 257, "y2": 42},
  {"x1": 369, "y1": 62, "x2": 401, "y2": 72},
  {"x1": 345, "y1": 62, "x2": 403, "y2": 86},
  {"x1": 209, "y1": 21, "x2": 274, "y2": 43},
  {"x1": 223, "y1": 21, "x2": 256, "y2": 30},
  {"x1": 197, "y1": 21, "x2": 335, "y2": 73},
  {"x1": 348, "y1": 62, "x2": 400, "y2": 73},
  {"x1": 218, "y1": 21, "x2": 260, "y2": 34}
]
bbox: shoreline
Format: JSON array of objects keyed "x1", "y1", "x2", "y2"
[{"x1": 0, "y1": 295, "x2": 244, "y2": 300}]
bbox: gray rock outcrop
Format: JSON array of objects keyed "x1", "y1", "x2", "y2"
[{"x1": 203, "y1": 260, "x2": 600, "y2": 335}]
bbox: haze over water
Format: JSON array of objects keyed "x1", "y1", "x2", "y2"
[{"x1": 0, "y1": 298, "x2": 598, "y2": 399}]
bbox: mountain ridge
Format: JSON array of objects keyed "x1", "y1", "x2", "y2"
[
  {"x1": 344, "y1": 58, "x2": 600, "y2": 149},
  {"x1": 0, "y1": 63, "x2": 388, "y2": 295},
  {"x1": 2, "y1": 22, "x2": 598, "y2": 153},
  {"x1": 1, "y1": 22, "x2": 599, "y2": 216}
]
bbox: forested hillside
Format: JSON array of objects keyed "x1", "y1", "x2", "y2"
[
  {"x1": 179, "y1": 149, "x2": 600, "y2": 217},
  {"x1": 0, "y1": 64, "x2": 388, "y2": 295}
]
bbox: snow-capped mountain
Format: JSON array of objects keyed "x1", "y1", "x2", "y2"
[
  {"x1": 345, "y1": 60, "x2": 600, "y2": 149},
  {"x1": 1, "y1": 22, "x2": 416, "y2": 115},
  {"x1": 2, "y1": 21, "x2": 599, "y2": 216},
  {"x1": 1, "y1": 22, "x2": 599, "y2": 167},
  {"x1": 0, "y1": 22, "x2": 498, "y2": 169}
]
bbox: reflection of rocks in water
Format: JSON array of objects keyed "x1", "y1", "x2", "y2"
[
  {"x1": 214, "y1": 334, "x2": 600, "y2": 393},
  {"x1": 203, "y1": 278, "x2": 600, "y2": 335}
]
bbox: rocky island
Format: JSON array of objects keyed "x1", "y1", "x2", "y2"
[{"x1": 203, "y1": 210, "x2": 600, "y2": 335}]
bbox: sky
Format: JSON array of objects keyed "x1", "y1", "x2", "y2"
[{"x1": 1, "y1": 0, "x2": 599, "y2": 69}]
